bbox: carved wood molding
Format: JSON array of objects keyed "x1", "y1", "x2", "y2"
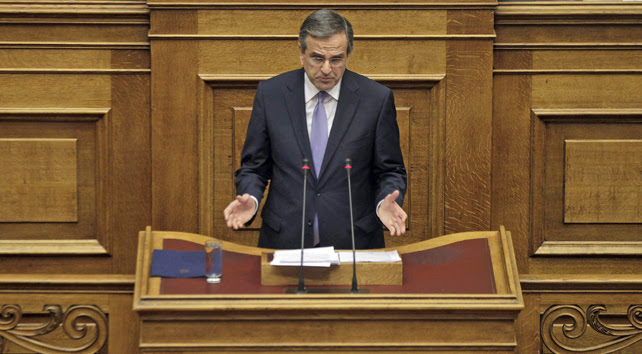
[
  {"x1": 147, "y1": 2, "x2": 498, "y2": 10},
  {"x1": 0, "y1": 274, "x2": 135, "y2": 293},
  {"x1": 0, "y1": 42, "x2": 149, "y2": 49},
  {"x1": 0, "y1": 240, "x2": 108, "y2": 255},
  {"x1": 534, "y1": 241, "x2": 642, "y2": 257},
  {"x1": 496, "y1": 2, "x2": 642, "y2": 24},
  {"x1": 149, "y1": 34, "x2": 496, "y2": 40},
  {"x1": 533, "y1": 109, "x2": 642, "y2": 121},
  {"x1": 0, "y1": 304, "x2": 107, "y2": 354},
  {"x1": 494, "y1": 43, "x2": 642, "y2": 51},
  {"x1": 495, "y1": 69, "x2": 642, "y2": 75},
  {"x1": 0, "y1": 68, "x2": 151, "y2": 74},
  {"x1": 198, "y1": 74, "x2": 445, "y2": 84},
  {"x1": 521, "y1": 274, "x2": 642, "y2": 292},
  {"x1": 541, "y1": 304, "x2": 642, "y2": 353},
  {"x1": 0, "y1": 1, "x2": 149, "y2": 20}
]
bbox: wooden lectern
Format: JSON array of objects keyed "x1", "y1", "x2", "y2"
[{"x1": 133, "y1": 226, "x2": 523, "y2": 352}]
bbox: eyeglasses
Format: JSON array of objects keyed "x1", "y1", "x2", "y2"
[{"x1": 304, "y1": 55, "x2": 346, "y2": 68}]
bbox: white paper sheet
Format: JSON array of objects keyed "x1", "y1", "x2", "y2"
[
  {"x1": 338, "y1": 250, "x2": 402, "y2": 263},
  {"x1": 270, "y1": 247, "x2": 340, "y2": 267}
]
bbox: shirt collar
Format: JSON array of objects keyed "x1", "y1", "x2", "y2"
[{"x1": 303, "y1": 71, "x2": 342, "y2": 103}]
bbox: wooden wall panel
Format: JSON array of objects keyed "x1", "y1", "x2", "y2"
[
  {"x1": 196, "y1": 39, "x2": 447, "y2": 75},
  {"x1": 152, "y1": 4, "x2": 495, "y2": 246},
  {"x1": 495, "y1": 2, "x2": 642, "y2": 352},
  {"x1": 0, "y1": 138, "x2": 78, "y2": 222},
  {"x1": 201, "y1": 78, "x2": 441, "y2": 247},
  {"x1": 2, "y1": 0, "x2": 638, "y2": 352},
  {"x1": 445, "y1": 39, "x2": 493, "y2": 234},
  {"x1": 495, "y1": 25, "x2": 642, "y2": 45},
  {"x1": 531, "y1": 112, "x2": 642, "y2": 256},
  {"x1": 0, "y1": 49, "x2": 111, "y2": 69},
  {"x1": 0, "y1": 24, "x2": 149, "y2": 43},
  {"x1": 532, "y1": 74, "x2": 641, "y2": 109},
  {"x1": 0, "y1": 115, "x2": 109, "y2": 255},
  {"x1": 110, "y1": 73, "x2": 152, "y2": 274},
  {"x1": 196, "y1": 9, "x2": 448, "y2": 35},
  {"x1": 564, "y1": 140, "x2": 641, "y2": 224},
  {"x1": 495, "y1": 1, "x2": 642, "y2": 267},
  {"x1": 492, "y1": 73, "x2": 532, "y2": 273},
  {"x1": 497, "y1": 50, "x2": 641, "y2": 71},
  {"x1": 0, "y1": 74, "x2": 110, "y2": 108},
  {"x1": 0, "y1": 1, "x2": 149, "y2": 351},
  {"x1": 151, "y1": 40, "x2": 199, "y2": 232}
]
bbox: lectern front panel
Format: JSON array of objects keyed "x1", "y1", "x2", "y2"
[{"x1": 159, "y1": 238, "x2": 496, "y2": 295}]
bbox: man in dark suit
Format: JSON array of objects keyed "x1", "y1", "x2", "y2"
[{"x1": 224, "y1": 9, "x2": 407, "y2": 249}]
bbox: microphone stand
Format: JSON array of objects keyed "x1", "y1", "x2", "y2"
[
  {"x1": 297, "y1": 158, "x2": 310, "y2": 294},
  {"x1": 345, "y1": 158, "x2": 360, "y2": 293},
  {"x1": 285, "y1": 158, "x2": 369, "y2": 294}
]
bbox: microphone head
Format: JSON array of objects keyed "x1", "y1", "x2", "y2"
[
  {"x1": 302, "y1": 158, "x2": 310, "y2": 169},
  {"x1": 345, "y1": 158, "x2": 352, "y2": 168}
]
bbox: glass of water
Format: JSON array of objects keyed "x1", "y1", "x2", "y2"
[{"x1": 205, "y1": 239, "x2": 222, "y2": 283}]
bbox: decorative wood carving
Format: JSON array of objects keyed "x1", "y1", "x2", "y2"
[
  {"x1": 0, "y1": 304, "x2": 107, "y2": 354},
  {"x1": 541, "y1": 304, "x2": 642, "y2": 353}
]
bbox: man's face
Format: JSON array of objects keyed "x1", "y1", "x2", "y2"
[{"x1": 299, "y1": 32, "x2": 349, "y2": 91}]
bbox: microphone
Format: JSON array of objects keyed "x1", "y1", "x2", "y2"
[
  {"x1": 297, "y1": 158, "x2": 310, "y2": 294},
  {"x1": 345, "y1": 158, "x2": 360, "y2": 293},
  {"x1": 286, "y1": 158, "x2": 368, "y2": 294}
]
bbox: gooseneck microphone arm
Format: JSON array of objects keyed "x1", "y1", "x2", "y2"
[
  {"x1": 345, "y1": 158, "x2": 359, "y2": 293},
  {"x1": 297, "y1": 158, "x2": 310, "y2": 294}
]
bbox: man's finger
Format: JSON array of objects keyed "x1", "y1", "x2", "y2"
[
  {"x1": 388, "y1": 222, "x2": 397, "y2": 236},
  {"x1": 387, "y1": 190, "x2": 400, "y2": 203},
  {"x1": 386, "y1": 192, "x2": 395, "y2": 203}
]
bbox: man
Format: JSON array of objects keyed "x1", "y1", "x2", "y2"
[{"x1": 224, "y1": 9, "x2": 407, "y2": 249}]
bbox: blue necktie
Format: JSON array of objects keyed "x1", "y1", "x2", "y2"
[{"x1": 310, "y1": 91, "x2": 328, "y2": 245}]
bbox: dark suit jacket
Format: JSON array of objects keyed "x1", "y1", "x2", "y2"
[{"x1": 235, "y1": 68, "x2": 407, "y2": 250}]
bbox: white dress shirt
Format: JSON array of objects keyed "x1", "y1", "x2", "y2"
[{"x1": 303, "y1": 73, "x2": 341, "y2": 138}]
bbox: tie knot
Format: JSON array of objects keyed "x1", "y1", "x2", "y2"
[{"x1": 317, "y1": 91, "x2": 327, "y2": 103}]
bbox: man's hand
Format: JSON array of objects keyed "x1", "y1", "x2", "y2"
[
  {"x1": 223, "y1": 193, "x2": 256, "y2": 230},
  {"x1": 378, "y1": 190, "x2": 407, "y2": 236}
]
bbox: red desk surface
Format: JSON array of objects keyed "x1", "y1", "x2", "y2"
[{"x1": 160, "y1": 238, "x2": 496, "y2": 295}]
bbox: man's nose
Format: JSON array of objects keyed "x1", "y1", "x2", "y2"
[{"x1": 320, "y1": 60, "x2": 332, "y2": 74}]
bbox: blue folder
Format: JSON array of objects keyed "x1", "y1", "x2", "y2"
[{"x1": 150, "y1": 249, "x2": 206, "y2": 278}]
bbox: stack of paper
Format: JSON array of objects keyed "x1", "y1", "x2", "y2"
[
  {"x1": 270, "y1": 247, "x2": 340, "y2": 267},
  {"x1": 337, "y1": 250, "x2": 401, "y2": 263}
]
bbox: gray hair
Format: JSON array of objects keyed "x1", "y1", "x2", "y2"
[{"x1": 299, "y1": 9, "x2": 354, "y2": 55}]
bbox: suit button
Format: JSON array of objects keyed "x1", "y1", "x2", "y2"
[
  {"x1": 307, "y1": 220, "x2": 312, "y2": 226},
  {"x1": 316, "y1": 193, "x2": 321, "y2": 197}
]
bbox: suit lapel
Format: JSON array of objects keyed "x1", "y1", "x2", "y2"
[
  {"x1": 318, "y1": 70, "x2": 360, "y2": 184},
  {"x1": 284, "y1": 69, "x2": 317, "y2": 181}
]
